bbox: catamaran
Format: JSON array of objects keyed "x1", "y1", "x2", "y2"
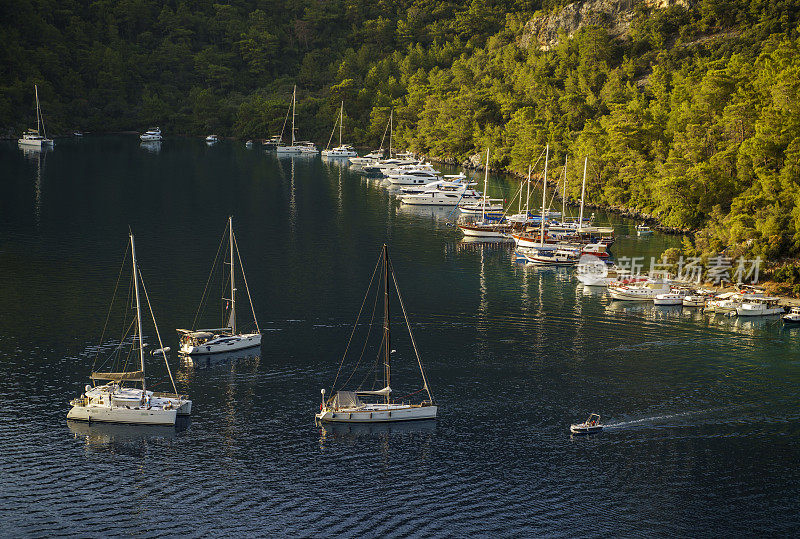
[
  {"x1": 321, "y1": 101, "x2": 358, "y2": 158},
  {"x1": 178, "y1": 216, "x2": 261, "y2": 355},
  {"x1": 67, "y1": 232, "x2": 191, "y2": 425},
  {"x1": 18, "y1": 85, "x2": 54, "y2": 149},
  {"x1": 316, "y1": 244, "x2": 437, "y2": 423}
]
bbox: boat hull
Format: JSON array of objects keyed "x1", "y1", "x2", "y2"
[
  {"x1": 180, "y1": 333, "x2": 261, "y2": 355},
  {"x1": 316, "y1": 405, "x2": 437, "y2": 423},
  {"x1": 18, "y1": 138, "x2": 53, "y2": 148},
  {"x1": 570, "y1": 424, "x2": 603, "y2": 434},
  {"x1": 608, "y1": 289, "x2": 659, "y2": 301},
  {"x1": 67, "y1": 405, "x2": 177, "y2": 426},
  {"x1": 459, "y1": 224, "x2": 510, "y2": 239}
]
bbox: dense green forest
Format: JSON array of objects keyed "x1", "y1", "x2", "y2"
[{"x1": 3, "y1": 0, "x2": 800, "y2": 282}]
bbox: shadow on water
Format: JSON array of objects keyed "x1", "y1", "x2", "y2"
[
  {"x1": 318, "y1": 419, "x2": 438, "y2": 440},
  {"x1": 67, "y1": 417, "x2": 190, "y2": 454}
]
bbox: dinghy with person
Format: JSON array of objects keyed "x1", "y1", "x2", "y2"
[
  {"x1": 570, "y1": 413, "x2": 603, "y2": 434},
  {"x1": 316, "y1": 244, "x2": 437, "y2": 424}
]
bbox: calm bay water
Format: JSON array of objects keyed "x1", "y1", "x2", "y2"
[{"x1": 1, "y1": 137, "x2": 799, "y2": 536}]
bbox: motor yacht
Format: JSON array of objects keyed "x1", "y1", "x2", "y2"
[{"x1": 608, "y1": 279, "x2": 671, "y2": 301}]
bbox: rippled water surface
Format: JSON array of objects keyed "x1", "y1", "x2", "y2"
[{"x1": 1, "y1": 137, "x2": 799, "y2": 536}]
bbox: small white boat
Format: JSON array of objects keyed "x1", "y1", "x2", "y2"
[
  {"x1": 178, "y1": 216, "x2": 261, "y2": 355},
  {"x1": 205, "y1": 134, "x2": 219, "y2": 143},
  {"x1": 570, "y1": 413, "x2": 603, "y2": 434},
  {"x1": 316, "y1": 244, "x2": 437, "y2": 424},
  {"x1": 519, "y1": 245, "x2": 579, "y2": 266},
  {"x1": 653, "y1": 289, "x2": 689, "y2": 306},
  {"x1": 140, "y1": 127, "x2": 162, "y2": 141},
  {"x1": 67, "y1": 232, "x2": 191, "y2": 426},
  {"x1": 349, "y1": 150, "x2": 383, "y2": 166},
  {"x1": 19, "y1": 85, "x2": 54, "y2": 149},
  {"x1": 782, "y1": 306, "x2": 800, "y2": 324},
  {"x1": 736, "y1": 296, "x2": 784, "y2": 317},
  {"x1": 636, "y1": 224, "x2": 653, "y2": 236},
  {"x1": 73, "y1": 131, "x2": 84, "y2": 137},
  {"x1": 608, "y1": 280, "x2": 671, "y2": 301},
  {"x1": 682, "y1": 294, "x2": 707, "y2": 307},
  {"x1": 321, "y1": 102, "x2": 358, "y2": 158},
  {"x1": 245, "y1": 140, "x2": 253, "y2": 148}
]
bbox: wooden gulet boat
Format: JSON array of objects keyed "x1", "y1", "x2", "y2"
[
  {"x1": 316, "y1": 244, "x2": 437, "y2": 423},
  {"x1": 458, "y1": 148, "x2": 513, "y2": 240}
]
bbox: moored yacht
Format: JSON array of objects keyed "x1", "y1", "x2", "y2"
[
  {"x1": 316, "y1": 244, "x2": 437, "y2": 424},
  {"x1": 140, "y1": 127, "x2": 162, "y2": 141},
  {"x1": 18, "y1": 85, "x2": 54, "y2": 149},
  {"x1": 322, "y1": 102, "x2": 358, "y2": 158},
  {"x1": 736, "y1": 297, "x2": 784, "y2": 316},
  {"x1": 608, "y1": 279, "x2": 671, "y2": 301},
  {"x1": 67, "y1": 232, "x2": 191, "y2": 425},
  {"x1": 178, "y1": 216, "x2": 261, "y2": 355}
]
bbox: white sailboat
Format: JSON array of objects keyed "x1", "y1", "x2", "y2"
[
  {"x1": 18, "y1": 85, "x2": 54, "y2": 149},
  {"x1": 321, "y1": 101, "x2": 358, "y2": 158},
  {"x1": 178, "y1": 216, "x2": 261, "y2": 355},
  {"x1": 276, "y1": 86, "x2": 306, "y2": 155},
  {"x1": 67, "y1": 232, "x2": 191, "y2": 426},
  {"x1": 316, "y1": 244, "x2": 437, "y2": 423}
]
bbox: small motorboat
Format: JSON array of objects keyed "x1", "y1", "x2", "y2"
[
  {"x1": 782, "y1": 306, "x2": 800, "y2": 324},
  {"x1": 570, "y1": 413, "x2": 603, "y2": 434},
  {"x1": 636, "y1": 224, "x2": 653, "y2": 236},
  {"x1": 682, "y1": 294, "x2": 707, "y2": 307},
  {"x1": 205, "y1": 134, "x2": 219, "y2": 144},
  {"x1": 245, "y1": 140, "x2": 253, "y2": 148}
]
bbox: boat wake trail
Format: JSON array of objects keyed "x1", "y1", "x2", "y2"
[{"x1": 604, "y1": 406, "x2": 743, "y2": 429}]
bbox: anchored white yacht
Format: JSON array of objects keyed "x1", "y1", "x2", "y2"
[
  {"x1": 18, "y1": 85, "x2": 54, "y2": 149},
  {"x1": 316, "y1": 244, "x2": 437, "y2": 423},
  {"x1": 399, "y1": 179, "x2": 481, "y2": 206},
  {"x1": 736, "y1": 297, "x2": 783, "y2": 316},
  {"x1": 608, "y1": 280, "x2": 671, "y2": 301},
  {"x1": 322, "y1": 102, "x2": 358, "y2": 158},
  {"x1": 67, "y1": 233, "x2": 191, "y2": 426},
  {"x1": 178, "y1": 216, "x2": 261, "y2": 355},
  {"x1": 276, "y1": 86, "x2": 318, "y2": 154},
  {"x1": 140, "y1": 127, "x2": 162, "y2": 141}
]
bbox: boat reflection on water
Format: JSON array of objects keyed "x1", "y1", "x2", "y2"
[
  {"x1": 579, "y1": 283, "x2": 607, "y2": 297},
  {"x1": 318, "y1": 418, "x2": 437, "y2": 444},
  {"x1": 395, "y1": 203, "x2": 456, "y2": 223},
  {"x1": 180, "y1": 348, "x2": 261, "y2": 369},
  {"x1": 67, "y1": 417, "x2": 189, "y2": 454},
  {"x1": 140, "y1": 140, "x2": 161, "y2": 153}
]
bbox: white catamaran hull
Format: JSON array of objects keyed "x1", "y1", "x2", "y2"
[
  {"x1": 180, "y1": 332, "x2": 261, "y2": 355},
  {"x1": 316, "y1": 405, "x2": 438, "y2": 423},
  {"x1": 67, "y1": 405, "x2": 178, "y2": 425},
  {"x1": 18, "y1": 138, "x2": 53, "y2": 148}
]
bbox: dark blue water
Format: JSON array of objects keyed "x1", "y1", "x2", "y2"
[{"x1": 1, "y1": 137, "x2": 799, "y2": 536}]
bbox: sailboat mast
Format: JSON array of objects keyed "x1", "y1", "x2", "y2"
[
  {"x1": 562, "y1": 155, "x2": 567, "y2": 222},
  {"x1": 579, "y1": 157, "x2": 587, "y2": 233},
  {"x1": 130, "y1": 232, "x2": 146, "y2": 392},
  {"x1": 383, "y1": 244, "x2": 390, "y2": 404},
  {"x1": 525, "y1": 164, "x2": 531, "y2": 218},
  {"x1": 291, "y1": 85, "x2": 296, "y2": 146},
  {"x1": 34, "y1": 85, "x2": 40, "y2": 134},
  {"x1": 389, "y1": 110, "x2": 393, "y2": 158},
  {"x1": 229, "y1": 216, "x2": 236, "y2": 335},
  {"x1": 482, "y1": 148, "x2": 489, "y2": 222},
  {"x1": 540, "y1": 144, "x2": 549, "y2": 247},
  {"x1": 339, "y1": 101, "x2": 343, "y2": 147}
]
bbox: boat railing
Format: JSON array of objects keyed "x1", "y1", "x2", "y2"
[{"x1": 152, "y1": 392, "x2": 189, "y2": 400}]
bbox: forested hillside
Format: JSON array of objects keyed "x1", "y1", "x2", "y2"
[{"x1": 3, "y1": 0, "x2": 800, "y2": 277}]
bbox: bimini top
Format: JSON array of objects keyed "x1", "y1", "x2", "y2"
[{"x1": 91, "y1": 370, "x2": 144, "y2": 382}]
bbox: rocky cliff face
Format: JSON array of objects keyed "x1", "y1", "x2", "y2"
[{"x1": 519, "y1": 0, "x2": 688, "y2": 50}]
